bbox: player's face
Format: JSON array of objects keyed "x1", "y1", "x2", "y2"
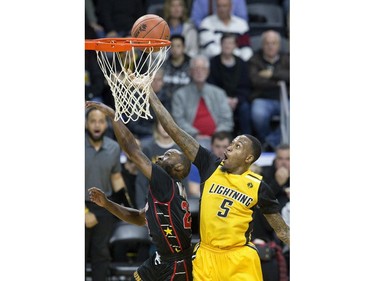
[
  {"x1": 221, "y1": 136, "x2": 252, "y2": 172},
  {"x1": 85, "y1": 109, "x2": 108, "y2": 142},
  {"x1": 155, "y1": 149, "x2": 181, "y2": 173}
]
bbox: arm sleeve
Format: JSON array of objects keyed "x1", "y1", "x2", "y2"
[
  {"x1": 193, "y1": 145, "x2": 221, "y2": 183},
  {"x1": 257, "y1": 181, "x2": 280, "y2": 214}
]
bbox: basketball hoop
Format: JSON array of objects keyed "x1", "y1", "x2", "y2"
[{"x1": 85, "y1": 38, "x2": 171, "y2": 124}]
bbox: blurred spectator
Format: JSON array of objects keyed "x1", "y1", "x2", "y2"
[
  {"x1": 248, "y1": 30, "x2": 289, "y2": 151},
  {"x1": 251, "y1": 208, "x2": 288, "y2": 281},
  {"x1": 127, "y1": 68, "x2": 168, "y2": 145},
  {"x1": 260, "y1": 143, "x2": 290, "y2": 210},
  {"x1": 135, "y1": 120, "x2": 190, "y2": 208},
  {"x1": 171, "y1": 54, "x2": 234, "y2": 150},
  {"x1": 85, "y1": 107, "x2": 127, "y2": 281},
  {"x1": 85, "y1": 0, "x2": 105, "y2": 38},
  {"x1": 190, "y1": 0, "x2": 248, "y2": 29},
  {"x1": 198, "y1": 0, "x2": 253, "y2": 62},
  {"x1": 188, "y1": 131, "x2": 233, "y2": 197},
  {"x1": 163, "y1": 0, "x2": 199, "y2": 57},
  {"x1": 85, "y1": 15, "x2": 105, "y2": 102},
  {"x1": 208, "y1": 33, "x2": 252, "y2": 135},
  {"x1": 119, "y1": 136, "x2": 142, "y2": 209},
  {"x1": 252, "y1": 143, "x2": 290, "y2": 281},
  {"x1": 96, "y1": 0, "x2": 146, "y2": 37},
  {"x1": 162, "y1": 35, "x2": 191, "y2": 101}
]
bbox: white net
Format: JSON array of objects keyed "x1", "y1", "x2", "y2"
[{"x1": 95, "y1": 44, "x2": 170, "y2": 124}]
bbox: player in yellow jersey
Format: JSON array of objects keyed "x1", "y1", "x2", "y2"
[{"x1": 148, "y1": 86, "x2": 290, "y2": 280}]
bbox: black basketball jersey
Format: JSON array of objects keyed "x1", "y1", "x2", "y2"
[{"x1": 146, "y1": 164, "x2": 192, "y2": 256}]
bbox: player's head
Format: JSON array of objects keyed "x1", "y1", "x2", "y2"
[
  {"x1": 156, "y1": 149, "x2": 191, "y2": 180},
  {"x1": 221, "y1": 134, "x2": 262, "y2": 173},
  {"x1": 85, "y1": 108, "x2": 108, "y2": 142}
]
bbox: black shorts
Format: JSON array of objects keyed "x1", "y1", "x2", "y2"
[{"x1": 132, "y1": 251, "x2": 193, "y2": 281}]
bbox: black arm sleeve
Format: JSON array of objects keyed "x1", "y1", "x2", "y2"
[{"x1": 257, "y1": 181, "x2": 280, "y2": 214}]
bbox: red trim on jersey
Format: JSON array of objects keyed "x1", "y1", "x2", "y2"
[{"x1": 149, "y1": 180, "x2": 184, "y2": 254}]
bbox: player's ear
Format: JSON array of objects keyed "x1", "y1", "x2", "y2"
[
  {"x1": 245, "y1": 154, "x2": 254, "y2": 164},
  {"x1": 174, "y1": 163, "x2": 184, "y2": 172}
]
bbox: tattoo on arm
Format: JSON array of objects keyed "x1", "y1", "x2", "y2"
[
  {"x1": 149, "y1": 90, "x2": 199, "y2": 161},
  {"x1": 263, "y1": 213, "x2": 290, "y2": 246}
]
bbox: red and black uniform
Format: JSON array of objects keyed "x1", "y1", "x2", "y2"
[{"x1": 133, "y1": 164, "x2": 193, "y2": 281}]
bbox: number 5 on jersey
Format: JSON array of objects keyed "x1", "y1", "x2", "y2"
[{"x1": 218, "y1": 199, "x2": 234, "y2": 217}]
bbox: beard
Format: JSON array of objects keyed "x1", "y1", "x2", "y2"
[
  {"x1": 87, "y1": 129, "x2": 105, "y2": 143},
  {"x1": 220, "y1": 165, "x2": 229, "y2": 173}
]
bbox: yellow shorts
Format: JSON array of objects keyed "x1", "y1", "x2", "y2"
[{"x1": 192, "y1": 242, "x2": 263, "y2": 281}]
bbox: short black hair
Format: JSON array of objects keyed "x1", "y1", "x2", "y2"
[
  {"x1": 85, "y1": 107, "x2": 98, "y2": 119},
  {"x1": 244, "y1": 134, "x2": 262, "y2": 163},
  {"x1": 220, "y1": 32, "x2": 237, "y2": 43},
  {"x1": 170, "y1": 34, "x2": 185, "y2": 45}
]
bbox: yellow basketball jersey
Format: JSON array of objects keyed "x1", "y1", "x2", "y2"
[{"x1": 199, "y1": 162, "x2": 263, "y2": 249}]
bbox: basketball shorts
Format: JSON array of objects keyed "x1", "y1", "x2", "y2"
[{"x1": 192, "y1": 242, "x2": 263, "y2": 281}]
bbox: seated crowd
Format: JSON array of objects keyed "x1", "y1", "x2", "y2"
[{"x1": 85, "y1": 0, "x2": 290, "y2": 280}]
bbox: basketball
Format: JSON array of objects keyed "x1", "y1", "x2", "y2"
[{"x1": 131, "y1": 14, "x2": 170, "y2": 41}]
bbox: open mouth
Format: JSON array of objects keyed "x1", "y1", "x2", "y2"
[{"x1": 223, "y1": 153, "x2": 228, "y2": 161}]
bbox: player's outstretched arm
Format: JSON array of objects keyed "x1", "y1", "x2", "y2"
[
  {"x1": 89, "y1": 187, "x2": 146, "y2": 226},
  {"x1": 85, "y1": 101, "x2": 152, "y2": 180},
  {"x1": 263, "y1": 213, "x2": 290, "y2": 246},
  {"x1": 148, "y1": 88, "x2": 200, "y2": 162}
]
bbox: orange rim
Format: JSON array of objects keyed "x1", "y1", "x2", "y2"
[{"x1": 85, "y1": 37, "x2": 171, "y2": 52}]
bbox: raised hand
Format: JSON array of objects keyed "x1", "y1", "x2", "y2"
[
  {"x1": 88, "y1": 187, "x2": 109, "y2": 208},
  {"x1": 85, "y1": 101, "x2": 116, "y2": 119}
]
